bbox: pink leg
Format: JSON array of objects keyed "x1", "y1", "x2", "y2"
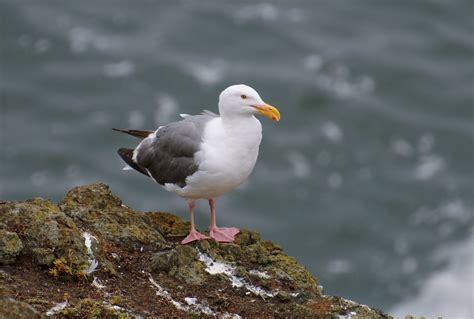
[
  {"x1": 208, "y1": 198, "x2": 240, "y2": 243},
  {"x1": 181, "y1": 200, "x2": 210, "y2": 244}
]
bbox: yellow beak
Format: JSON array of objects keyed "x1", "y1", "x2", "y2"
[{"x1": 252, "y1": 103, "x2": 281, "y2": 121}]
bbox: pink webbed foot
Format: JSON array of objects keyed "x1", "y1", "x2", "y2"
[
  {"x1": 209, "y1": 227, "x2": 240, "y2": 243},
  {"x1": 181, "y1": 229, "x2": 210, "y2": 245}
]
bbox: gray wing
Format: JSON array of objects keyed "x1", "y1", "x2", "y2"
[{"x1": 134, "y1": 114, "x2": 216, "y2": 187}]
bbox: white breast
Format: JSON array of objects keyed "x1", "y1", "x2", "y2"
[{"x1": 171, "y1": 116, "x2": 262, "y2": 199}]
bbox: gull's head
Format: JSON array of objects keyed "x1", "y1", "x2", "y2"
[{"x1": 218, "y1": 84, "x2": 280, "y2": 121}]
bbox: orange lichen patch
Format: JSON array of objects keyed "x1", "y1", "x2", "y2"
[
  {"x1": 48, "y1": 258, "x2": 73, "y2": 277},
  {"x1": 146, "y1": 212, "x2": 190, "y2": 238},
  {"x1": 304, "y1": 297, "x2": 333, "y2": 316}
]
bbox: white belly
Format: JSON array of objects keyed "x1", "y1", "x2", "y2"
[{"x1": 168, "y1": 116, "x2": 262, "y2": 199}]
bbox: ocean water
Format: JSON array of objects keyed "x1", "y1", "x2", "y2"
[{"x1": 1, "y1": 1, "x2": 473, "y2": 316}]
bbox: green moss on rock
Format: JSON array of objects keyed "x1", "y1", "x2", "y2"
[
  {"x1": 0, "y1": 230, "x2": 23, "y2": 264},
  {"x1": 151, "y1": 245, "x2": 207, "y2": 285},
  {"x1": 58, "y1": 298, "x2": 135, "y2": 318},
  {"x1": 59, "y1": 182, "x2": 122, "y2": 212},
  {"x1": 30, "y1": 247, "x2": 56, "y2": 266},
  {"x1": 59, "y1": 183, "x2": 168, "y2": 251},
  {"x1": 0, "y1": 298, "x2": 42, "y2": 319},
  {"x1": 0, "y1": 198, "x2": 90, "y2": 275},
  {"x1": 145, "y1": 212, "x2": 190, "y2": 238}
]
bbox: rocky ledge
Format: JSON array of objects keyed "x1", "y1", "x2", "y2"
[{"x1": 0, "y1": 183, "x2": 390, "y2": 318}]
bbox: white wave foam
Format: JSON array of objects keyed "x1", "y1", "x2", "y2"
[
  {"x1": 288, "y1": 151, "x2": 311, "y2": 178},
  {"x1": 184, "y1": 60, "x2": 227, "y2": 86},
  {"x1": 103, "y1": 60, "x2": 135, "y2": 78},
  {"x1": 68, "y1": 27, "x2": 118, "y2": 53},
  {"x1": 234, "y1": 4, "x2": 303, "y2": 24},
  {"x1": 410, "y1": 199, "x2": 472, "y2": 240},
  {"x1": 321, "y1": 121, "x2": 344, "y2": 143},
  {"x1": 417, "y1": 133, "x2": 435, "y2": 153},
  {"x1": 154, "y1": 94, "x2": 179, "y2": 125},
  {"x1": 391, "y1": 138, "x2": 414, "y2": 157},
  {"x1": 234, "y1": 4, "x2": 279, "y2": 22},
  {"x1": 287, "y1": 151, "x2": 311, "y2": 179},
  {"x1": 414, "y1": 154, "x2": 445, "y2": 180},
  {"x1": 315, "y1": 64, "x2": 375, "y2": 98},
  {"x1": 389, "y1": 232, "x2": 474, "y2": 318}
]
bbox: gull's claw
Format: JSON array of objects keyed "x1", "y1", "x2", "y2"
[
  {"x1": 209, "y1": 227, "x2": 240, "y2": 243},
  {"x1": 181, "y1": 229, "x2": 210, "y2": 244}
]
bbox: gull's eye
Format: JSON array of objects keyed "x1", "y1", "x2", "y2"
[{"x1": 240, "y1": 94, "x2": 247, "y2": 99}]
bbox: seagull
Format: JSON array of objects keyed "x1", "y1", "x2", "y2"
[{"x1": 114, "y1": 84, "x2": 280, "y2": 244}]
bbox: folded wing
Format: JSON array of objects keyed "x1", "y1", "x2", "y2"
[{"x1": 115, "y1": 114, "x2": 215, "y2": 188}]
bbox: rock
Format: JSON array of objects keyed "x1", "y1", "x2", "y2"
[
  {"x1": 0, "y1": 197, "x2": 90, "y2": 276},
  {"x1": 0, "y1": 298, "x2": 42, "y2": 319},
  {"x1": 0, "y1": 230, "x2": 23, "y2": 264},
  {"x1": 151, "y1": 245, "x2": 207, "y2": 285},
  {"x1": 59, "y1": 183, "x2": 168, "y2": 252},
  {"x1": 30, "y1": 248, "x2": 56, "y2": 266},
  {"x1": 0, "y1": 183, "x2": 391, "y2": 318}
]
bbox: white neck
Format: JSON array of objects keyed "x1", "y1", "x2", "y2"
[{"x1": 221, "y1": 113, "x2": 256, "y2": 127}]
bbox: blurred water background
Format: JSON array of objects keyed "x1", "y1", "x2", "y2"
[{"x1": 1, "y1": 1, "x2": 473, "y2": 317}]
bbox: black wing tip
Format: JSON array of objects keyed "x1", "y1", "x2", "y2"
[
  {"x1": 113, "y1": 128, "x2": 154, "y2": 139},
  {"x1": 117, "y1": 147, "x2": 131, "y2": 158},
  {"x1": 117, "y1": 148, "x2": 149, "y2": 177}
]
